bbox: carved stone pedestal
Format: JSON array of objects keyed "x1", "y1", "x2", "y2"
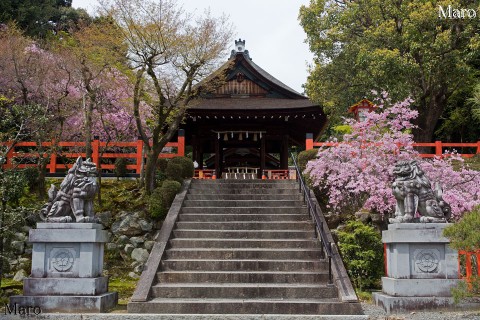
[
  {"x1": 373, "y1": 223, "x2": 460, "y2": 314},
  {"x1": 9, "y1": 223, "x2": 118, "y2": 313}
]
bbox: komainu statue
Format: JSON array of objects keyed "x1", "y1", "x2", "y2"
[
  {"x1": 40, "y1": 157, "x2": 99, "y2": 223},
  {"x1": 389, "y1": 160, "x2": 451, "y2": 223}
]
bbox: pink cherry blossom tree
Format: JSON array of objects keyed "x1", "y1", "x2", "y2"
[{"x1": 305, "y1": 97, "x2": 480, "y2": 220}]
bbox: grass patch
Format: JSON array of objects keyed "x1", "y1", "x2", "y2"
[
  {"x1": 96, "y1": 179, "x2": 146, "y2": 213},
  {"x1": 0, "y1": 279, "x2": 23, "y2": 306},
  {"x1": 109, "y1": 277, "x2": 138, "y2": 307},
  {"x1": 355, "y1": 289, "x2": 373, "y2": 303}
]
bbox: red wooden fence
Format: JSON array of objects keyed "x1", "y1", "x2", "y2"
[
  {"x1": 306, "y1": 135, "x2": 480, "y2": 158},
  {"x1": 458, "y1": 250, "x2": 480, "y2": 281},
  {"x1": 2, "y1": 130, "x2": 185, "y2": 174}
]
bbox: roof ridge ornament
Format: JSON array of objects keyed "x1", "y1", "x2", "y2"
[{"x1": 230, "y1": 38, "x2": 252, "y2": 60}]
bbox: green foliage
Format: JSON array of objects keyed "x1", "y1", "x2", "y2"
[
  {"x1": 337, "y1": 220, "x2": 384, "y2": 290},
  {"x1": 333, "y1": 125, "x2": 352, "y2": 136},
  {"x1": 451, "y1": 277, "x2": 480, "y2": 304},
  {"x1": 148, "y1": 180, "x2": 182, "y2": 220},
  {"x1": 1, "y1": 170, "x2": 27, "y2": 208},
  {"x1": 444, "y1": 206, "x2": 480, "y2": 251},
  {"x1": 165, "y1": 163, "x2": 183, "y2": 183},
  {"x1": 22, "y1": 167, "x2": 39, "y2": 192},
  {"x1": 169, "y1": 157, "x2": 194, "y2": 179},
  {"x1": 148, "y1": 188, "x2": 166, "y2": 219},
  {"x1": 95, "y1": 180, "x2": 145, "y2": 213},
  {"x1": 114, "y1": 158, "x2": 127, "y2": 180},
  {"x1": 160, "y1": 180, "x2": 181, "y2": 209},
  {"x1": 157, "y1": 158, "x2": 168, "y2": 172},
  {"x1": 0, "y1": 0, "x2": 91, "y2": 38},
  {"x1": 297, "y1": 149, "x2": 318, "y2": 173}
]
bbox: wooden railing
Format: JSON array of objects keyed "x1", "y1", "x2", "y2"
[
  {"x1": 306, "y1": 134, "x2": 480, "y2": 158},
  {"x1": 458, "y1": 250, "x2": 480, "y2": 281},
  {"x1": 1, "y1": 130, "x2": 185, "y2": 175}
]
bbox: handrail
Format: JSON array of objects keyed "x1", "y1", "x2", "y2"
[{"x1": 290, "y1": 152, "x2": 333, "y2": 285}]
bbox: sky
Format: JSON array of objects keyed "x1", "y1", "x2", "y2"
[{"x1": 71, "y1": 0, "x2": 314, "y2": 94}]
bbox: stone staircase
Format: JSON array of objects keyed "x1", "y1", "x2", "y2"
[{"x1": 128, "y1": 180, "x2": 362, "y2": 315}]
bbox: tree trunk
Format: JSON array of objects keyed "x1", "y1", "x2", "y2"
[
  {"x1": 37, "y1": 162, "x2": 47, "y2": 200},
  {"x1": 85, "y1": 100, "x2": 94, "y2": 159},
  {"x1": 144, "y1": 149, "x2": 161, "y2": 195},
  {"x1": 412, "y1": 90, "x2": 448, "y2": 152}
]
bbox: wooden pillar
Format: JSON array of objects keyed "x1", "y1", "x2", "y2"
[
  {"x1": 192, "y1": 134, "x2": 199, "y2": 165},
  {"x1": 177, "y1": 129, "x2": 185, "y2": 156},
  {"x1": 198, "y1": 139, "x2": 204, "y2": 170},
  {"x1": 280, "y1": 134, "x2": 289, "y2": 169},
  {"x1": 306, "y1": 133, "x2": 313, "y2": 150},
  {"x1": 215, "y1": 137, "x2": 220, "y2": 178},
  {"x1": 259, "y1": 135, "x2": 266, "y2": 179},
  {"x1": 135, "y1": 137, "x2": 144, "y2": 174}
]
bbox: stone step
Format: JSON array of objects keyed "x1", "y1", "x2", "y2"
[
  {"x1": 156, "y1": 271, "x2": 330, "y2": 283},
  {"x1": 161, "y1": 259, "x2": 328, "y2": 272},
  {"x1": 165, "y1": 248, "x2": 322, "y2": 260},
  {"x1": 180, "y1": 207, "x2": 308, "y2": 214},
  {"x1": 178, "y1": 214, "x2": 309, "y2": 222},
  {"x1": 151, "y1": 283, "x2": 337, "y2": 300},
  {"x1": 185, "y1": 194, "x2": 301, "y2": 200},
  {"x1": 175, "y1": 221, "x2": 313, "y2": 231},
  {"x1": 188, "y1": 188, "x2": 301, "y2": 195},
  {"x1": 192, "y1": 180, "x2": 296, "y2": 184},
  {"x1": 128, "y1": 298, "x2": 363, "y2": 315},
  {"x1": 190, "y1": 184, "x2": 298, "y2": 190},
  {"x1": 169, "y1": 238, "x2": 320, "y2": 249},
  {"x1": 172, "y1": 229, "x2": 315, "y2": 239},
  {"x1": 183, "y1": 200, "x2": 305, "y2": 207}
]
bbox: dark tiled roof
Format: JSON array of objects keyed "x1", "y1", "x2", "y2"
[{"x1": 189, "y1": 97, "x2": 317, "y2": 110}]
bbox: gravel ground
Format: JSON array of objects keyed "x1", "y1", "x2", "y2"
[{"x1": 362, "y1": 301, "x2": 480, "y2": 319}]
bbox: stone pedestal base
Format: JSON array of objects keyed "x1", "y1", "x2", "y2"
[
  {"x1": 374, "y1": 223, "x2": 459, "y2": 314},
  {"x1": 373, "y1": 293, "x2": 455, "y2": 314},
  {"x1": 9, "y1": 223, "x2": 117, "y2": 313}
]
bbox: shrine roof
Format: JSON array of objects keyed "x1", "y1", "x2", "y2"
[{"x1": 189, "y1": 97, "x2": 317, "y2": 111}]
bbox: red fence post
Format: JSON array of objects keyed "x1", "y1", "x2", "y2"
[
  {"x1": 92, "y1": 136, "x2": 100, "y2": 171},
  {"x1": 4, "y1": 141, "x2": 14, "y2": 169},
  {"x1": 49, "y1": 139, "x2": 57, "y2": 174},
  {"x1": 435, "y1": 141, "x2": 442, "y2": 157},
  {"x1": 306, "y1": 133, "x2": 314, "y2": 150},
  {"x1": 136, "y1": 138, "x2": 144, "y2": 174},
  {"x1": 178, "y1": 129, "x2": 185, "y2": 157},
  {"x1": 477, "y1": 141, "x2": 480, "y2": 154}
]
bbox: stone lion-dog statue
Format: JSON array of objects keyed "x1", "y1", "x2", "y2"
[
  {"x1": 389, "y1": 160, "x2": 451, "y2": 223},
  {"x1": 39, "y1": 157, "x2": 99, "y2": 223}
]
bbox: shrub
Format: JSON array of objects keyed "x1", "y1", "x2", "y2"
[
  {"x1": 148, "y1": 188, "x2": 166, "y2": 219},
  {"x1": 165, "y1": 163, "x2": 183, "y2": 183},
  {"x1": 444, "y1": 206, "x2": 480, "y2": 251},
  {"x1": 157, "y1": 158, "x2": 168, "y2": 172},
  {"x1": 169, "y1": 156, "x2": 194, "y2": 179},
  {"x1": 337, "y1": 220, "x2": 384, "y2": 290},
  {"x1": 114, "y1": 158, "x2": 127, "y2": 180},
  {"x1": 148, "y1": 180, "x2": 182, "y2": 220},
  {"x1": 22, "y1": 167, "x2": 39, "y2": 192},
  {"x1": 444, "y1": 207, "x2": 480, "y2": 303},
  {"x1": 297, "y1": 149, "x2": 318, "y2": 173},
  {"x1": 160, "y1": 180, "x2": 182, "y2": 208}
]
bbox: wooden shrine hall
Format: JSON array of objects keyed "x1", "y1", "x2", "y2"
[{"x1": 182, "y1": 39, "x2": 327, "y2": 179}]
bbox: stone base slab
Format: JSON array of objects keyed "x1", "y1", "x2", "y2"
[
  {"x1": 9, "y1": 292, "x2": 118, "y2": 313},
  {"x1": 373, "y1": 292, "x2": 454, "y2": 314},
  {"x1": 381, "y1": 277, "x2": 459, "y2": 297},
  {"x1": 24, "y1": 277, "x2": 108, "y2": 296}
]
